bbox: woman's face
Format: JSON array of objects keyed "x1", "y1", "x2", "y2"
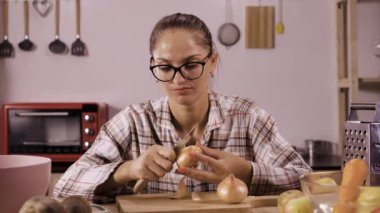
[{"x1": 151, "y1": 29, "x2": 216, "y2": 106}]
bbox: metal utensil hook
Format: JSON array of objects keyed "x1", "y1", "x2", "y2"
[{"x1": 225, "y1": 0, "x2": 233, "y2": 23}]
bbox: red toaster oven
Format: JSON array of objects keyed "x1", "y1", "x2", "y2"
[{"x1": 1, "y1": 103, "x2": 108, "y2": 162}]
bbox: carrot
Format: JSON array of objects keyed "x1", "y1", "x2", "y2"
[{"x1": 333, "y1": 158, "x2": 368, "y2": 213}]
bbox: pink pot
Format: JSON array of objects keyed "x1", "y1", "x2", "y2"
[{"x1": 0, "y1": 155, "x2": 51, "y2": 213}]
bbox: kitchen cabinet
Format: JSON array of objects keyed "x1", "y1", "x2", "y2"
[{"x1": 336, "y1": 0, "x2": 380, "y2": 151}]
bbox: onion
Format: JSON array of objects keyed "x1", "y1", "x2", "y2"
[
  {"x1": 61, "y1": 195, "x2": 91, "y2": 213},
  {"x1": 19, "y1": 196, "x2": 65, "y2": 213},
  {"x1": 217, "y1": 174, "x2": 248, "y2": 204},
  {"x1": 176, "y1": 145, "x2": 202, "y2": 168}
]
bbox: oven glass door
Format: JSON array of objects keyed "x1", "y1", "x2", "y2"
[{"x1": 8, "y1": 109, "x2": 82, "y2": 154}]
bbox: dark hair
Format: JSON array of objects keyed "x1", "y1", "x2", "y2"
[{"x1": 149, "y1": 13, "x2": 214, "y2": 55}]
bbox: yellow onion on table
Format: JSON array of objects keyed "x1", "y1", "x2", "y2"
[
  {"x1": 19, "y1": 196, "x2": 65, "y2": 213},
  {"x1": 217, "y1": 174, "x2": 248, "y2": 204},
  {"x1": 61, "y1": 195, "x2": 92, "y2": 213},
  {"x1": 176, "y1": 145, "x2": 202, "y2": 168}
]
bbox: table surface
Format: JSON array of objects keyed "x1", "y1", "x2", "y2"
[
  {"x1": 50, "y1": 154, "x2": 341, "y2": 213},
  {"x1": 99, "y1": 203, "x2": 278, "y2": 213}
]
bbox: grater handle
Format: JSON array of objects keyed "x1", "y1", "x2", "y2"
[
  {"x1": 350, "y1": 103, "x2": 376, "y2": 110},
  {"x1": 348, "y1": 102, "x2": 380, "y2": 122}
]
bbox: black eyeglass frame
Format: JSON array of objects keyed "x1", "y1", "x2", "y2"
[{"x1": 149, "y1": 51, "x2": 212, "y2": 82}]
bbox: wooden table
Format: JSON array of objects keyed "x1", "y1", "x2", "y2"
[
  {"x1": 99, "y1": 194, "x2": 279, "y2": 213},
  {"x1": 51, "y1": 174, "x2": 279, "y2": 212},
  {"x1": 100, "y1": 203, "x2": 278, "y2": 213}
]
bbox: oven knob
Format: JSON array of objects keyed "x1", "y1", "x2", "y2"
[
  {"x1": 84, "y1": 141, "x2": 93, "y2": 150},
  {"x1": 84, "y1": 141, "x2": 91, "y2": 148},
  {"x1": 84, "y1": 128, "x2": 95, "y2": 135},
  {"x1": 84, "y1": 114, "x2": 95, "y2": 122}
]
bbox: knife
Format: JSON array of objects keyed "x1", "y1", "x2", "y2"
[{"x1": 133, "y1": 126, "x2": 197, "y2": 193}]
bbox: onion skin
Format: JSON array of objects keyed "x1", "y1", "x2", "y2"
[
  {"x1": 217, "y1": 174, "x2": 248, "y2": 204},
  {"x1": 171, "y1": 177, "x2": 188, "y2": 199},
  {"x1": 176, "y1": 145, "x2": 202, "y2": 168}
]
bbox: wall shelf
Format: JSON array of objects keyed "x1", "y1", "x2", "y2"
[
  {"x1": 336, "y1": 0, "x2": 358, "y2": 153},
  {"x1": 359, "y1": 77, "x2": 380, "y2": 87},
  {"x1": 336, "y1": 0, "x2": 380, "y2": 153},
  {"x1": 359, "y1": 77, "x2": 380, "y2": 84},
  {"x1": 338, "y1": 78, "x2": 351, "y2": 89}
]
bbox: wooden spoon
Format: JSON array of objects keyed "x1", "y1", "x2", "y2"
[{"x1": 18, "y1": 0, "x2": 35, "y2": 51}]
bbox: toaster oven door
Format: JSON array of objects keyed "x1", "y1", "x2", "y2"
[{"x1": 8, "y1": 109, "x2": 82, "y2": 154}]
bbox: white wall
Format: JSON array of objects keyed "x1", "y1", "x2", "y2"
[
  {"x1": 357, "y1": 0, "x2": 380, "y2": 102},
  {"x1": 0, "y1": 0, "x2": 345, "y2": 150}
]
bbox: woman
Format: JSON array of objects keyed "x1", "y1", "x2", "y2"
[{"x1": 53, "y1": 13, "x2": 311, "y2": 202}]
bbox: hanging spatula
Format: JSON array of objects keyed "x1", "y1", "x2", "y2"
[
  {"x1": 71, "y1": 0, "x2": 86, "y2": 56},
  {"x1": 0, "y1": 0, "x2": 14, "y2": 58},
  {"x1": 49, "y1": 0, "x2": 67, "y2": 54},
  {"x1": 19, "y1": 0, "x2": 35, "y2": 51}
]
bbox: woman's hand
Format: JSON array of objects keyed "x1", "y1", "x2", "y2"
[
  {"x1": 175, "y1": 145, "x2": 253, "y2": 186},
  {"x1": 114, "y1": 145, "x2": 176, "y2": 184}
]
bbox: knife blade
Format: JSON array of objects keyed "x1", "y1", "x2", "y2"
[{"x1": 133, "y1": 126, "x2": 197, "y2": 193}]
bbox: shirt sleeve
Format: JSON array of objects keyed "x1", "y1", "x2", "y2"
[
  {"x1": 248, "y1": 111, "x2": 312, "y2": 195},
  {"x1": 53, "y1": 112, "x2": 133, "y2": 202}
]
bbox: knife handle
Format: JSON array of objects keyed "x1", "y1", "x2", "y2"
[{"x1": 133, "y1": 179, "x2": 148, "y2": 193}]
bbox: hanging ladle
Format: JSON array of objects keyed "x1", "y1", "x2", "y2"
[
  {"x1": 0, "y1": 0, "x2": 14, "y2": 58},
  {"x1": 18, "y1": 0, "x2": 35, "y2": 51},
  {"x1": 49, "y1": 0, "x2": 67, "y2": 54},
  {"x1": 71, "y1": 0, "x2": 86, "y2": 56},
  {"x1": 276, "y1": 0, "x2": 285, "y2": 34}
]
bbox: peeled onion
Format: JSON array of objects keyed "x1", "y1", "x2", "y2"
[
  {"x1": 176, "y1": 145, "x2": 202, "y2": 168},
  {"x1": 217, "y1": 174, "x2": 248, "y2": 204}
]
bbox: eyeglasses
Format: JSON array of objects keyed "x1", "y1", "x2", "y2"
[{"x1": 149, "y1": 55, "x2": 210, "y2": 82}]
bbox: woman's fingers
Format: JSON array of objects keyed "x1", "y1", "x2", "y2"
[
  {"x1": 153, "y1": 153, "x2": 174, "y2": 172},
  {"x1": 158, "y1": 147, "x2": 176, "y2": 162},
  {"x1": 135, "y1": 146, "x2": 175, "y2": 181},
  {"x1": 146, "y1": 159, "x2": 166, "y2": 180},
  {"x1": 176, "y1": 167, "x2": 222, "y2": 183},
  {"x1": 144, "y1": 151, "x2": 175, "y2": 179},
  {"x1": 137, "y1": 161, "x2": 160, "y2": 181},
  {"x1": 198, "y1": 144, "x2": 222, "y2": 159},
  {"x1": 190, "y1": 152, "x2": 224, "y2": 171},
  {"x1": 142, "y1": 171, "x2": 160, "y2": 181}
]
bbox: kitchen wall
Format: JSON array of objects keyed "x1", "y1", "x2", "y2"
[
  {"x1": 0, "y1": 0, "x2": 377, "y2": 150},
  {"x1": 357, "y1": 0, "x2": 380, "y2": 101}
]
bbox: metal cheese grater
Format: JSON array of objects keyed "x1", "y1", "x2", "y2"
[{"x1": 342, "y1": 102, "x2": 380, "y2": 186}]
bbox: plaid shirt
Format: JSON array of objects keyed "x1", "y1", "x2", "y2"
[{"x1": 53, "y1": 91, "x2": 311, "y2": 202}]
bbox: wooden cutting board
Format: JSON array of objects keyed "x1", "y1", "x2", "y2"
[
  {"x1": 245, "y1": 6, "x2": 275, "y2": 49},
  {"x1": 116, "y1": 192, "x2": 278, "y2": 213}
]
